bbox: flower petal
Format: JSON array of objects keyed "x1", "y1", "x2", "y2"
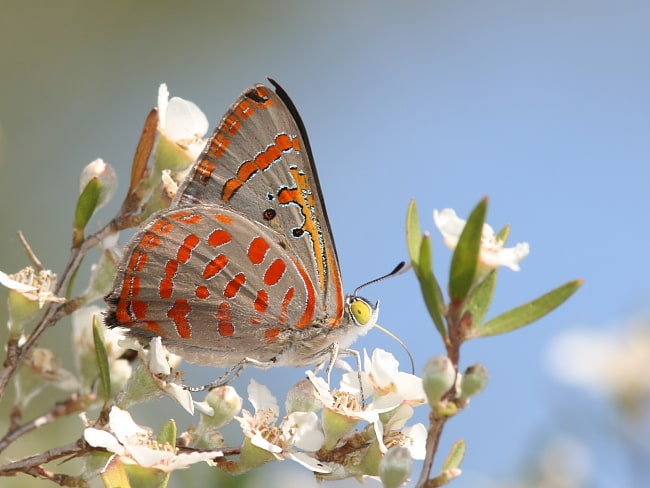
[
  {"x1": 248, "y1": 379, "x2": 279, "y2": 413},
  {"x1": 84, "y1": 428, "x2": 125, "y2": 455},
  {"x1": 286, "y1": 452, "x2": 332, "y2": 473}
]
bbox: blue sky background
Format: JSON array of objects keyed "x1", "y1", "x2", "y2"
[{"x1": 1, "y1": 2, "x2": 648, "y2": 487}]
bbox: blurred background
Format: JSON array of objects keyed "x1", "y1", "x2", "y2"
[{"x1": 1, "y1": 1, "x2": 649, "y2": 487}]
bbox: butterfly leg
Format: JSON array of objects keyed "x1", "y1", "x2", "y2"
[
  {"x1": 340, "y1": 348, "x2": 366, "y2": 407},
  {"x1": 185, "y1": 360, "x2": 247, "y2": 392},
  {"x1": 185, "y1": 357, "x2": 280, "y2": 392}
]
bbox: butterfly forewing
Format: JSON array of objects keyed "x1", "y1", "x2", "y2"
[{"x1": 175, "y1": 83, "x2": 344, "y2": 323}]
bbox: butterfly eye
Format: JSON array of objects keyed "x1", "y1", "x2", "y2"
[{"x1": 350, "y1": 297, "x2": 372, "y2": 325}]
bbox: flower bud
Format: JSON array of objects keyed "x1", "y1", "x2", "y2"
[
  {"x1": 459, "y1": 363, "x2": 489, "y2": 400},
  {"x1": 79, "y1": 158, "x2": 117, "y2": 210},
  {"x1": 286, "y1": 378, "x2": 322, "y2": 414},
  {"x1": 422, "y1": 356, "x2": 455, "y2": 406},
  {"x1": 379, "y1": 447, "x2": 413, "y2": 488},
  {"x1": 200, "y1": 386, "x2": 243, "y2": 430}
]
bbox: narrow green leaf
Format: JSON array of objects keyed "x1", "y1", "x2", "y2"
[
  {"x1": 416, "y1": 235, "x2": 447, "y2": 339},
  {"x1": 464, "y1": 270, "x2": 497, "y2": 329},
  {"x1": 158, "y1": 419, "x2": 177, "y2": 448},
  {"x1": 472, "y1": 279, "x2": 584, "y2": 338},
  {"x1": 406, "y1": 200, "x2": 423, "y2": 268},
  {"x1": 75, "y1": 177, "x2": 101, "y2": 232},
  {"x1": 496, "y1": 224, "x2": 510, "y2": 243},
  {"x1": 441, "y1": 439, "x2": 466, "y2": 471},
  {"x1": 92, "y1": 314, "x2": 111, "y2": 402},
  {"x1": 449, "y1": 198, "x2": 488, "y2": 302},
  {"x1": 101, "y1": 456, "x2": 131, "y2": 488}
]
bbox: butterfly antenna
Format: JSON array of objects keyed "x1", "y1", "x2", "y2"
[
  {"x1": 353, "y1": 261, "x2": 410, "y2": 296},
  {"x1": 375, "y1": 323, "x2": 416, "y2": 374},
  {"x1": 354, "y1": 261, "x2": 415, "y2": 374}
]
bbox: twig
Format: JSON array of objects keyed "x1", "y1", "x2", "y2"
[
  {"x1": 0, "y1": 439, "x2": 88, "y2": 478},
  {"x1": 17, "y1": 231, "x2": 43, "y2": 271},
  {"x1": 0, "y1": 394, "x2": 93, "y2": 453},
  {"x1": 0, "y1": 219, "x2": 118, "y2": 398}
]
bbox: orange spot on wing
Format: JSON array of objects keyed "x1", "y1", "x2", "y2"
[
  {"x1": 241, "y1": 160, "x2": 261, "y2": 181},
  {"x1": 277, "y1": 187, "x2": 298, "y2": 205},
  {"x1": 214, "y1": 214, "x2": 233, "y2": 225},
  {"x1": 224, "y1": 273, "x2": 246, "y2": 299},
  {"x1": 256, "y1": 144, "x2": 282, "y2": 171},
  {"x1": 177, "y1": 234, "x2": 200, "y2": 263},
  {"x1": 208, "y1": 229, "x2": 232, "y2": 247},
  {"x1": 222, "y1": 179, "x2": 243, "y2": 202},
  {"x1": 171, "y1": 211, "x2": 202, "y2": 224},
  {"x1": 167, "y1": 299, "x2": 192, "y2": 338},
  {"x1": 224, "y1": 114, "x2": 242, "y2": 135},
  {"x1": 248, "y1": 237, "x2": 270, "y2": 265},
  {"x1": 131, "y1": 299, "x2": 148, "y2": 319},
  {"x1": 217, "y1": 302, "x2": 234, "y2": 336},
  {"x1": 151, "y1": 219, "x2": 174, "y2": 234},
  {"x1": 254, "y1": 289, "x2": 269, "y2": 313},
  {"x1": 195, "y1": 159, "x2": 216, "y2": 183},
  {"x1": 265, "y1": 328, "x2": 281, "y2": 342},
  {"x1": 160, "y1": 260, "x2": 179, "y2": 298},
  {"x1": 128, "y1": 250, "x2": 148, "y2": 272},
  {"x1": 195, "y1": 285, "x2": 210, "y2": 299},
  {"x1": 143, "y1": 321, "x2": 165, "y2": 337},
  {"x1": 140, "y1": 232, "x2": 161, "y2": 249},
  {"x1": 116, "y1": 303, "x2": 132, "y2": 324},
  {"x1": 203, "y1": 254, "x2": 228, "y2": 279},
  {"x1": 208, "y1": 132, "x2": 230, "y2": 159},
  {"x1": 235, "y1": 100, "x2": 254, "y2": 119},
  {"x1": 274, "y1": 133, "x2": 294, "y2": 152},
  {"x1": 264, "y1": 258, "x2": 287, "y2": 286}
]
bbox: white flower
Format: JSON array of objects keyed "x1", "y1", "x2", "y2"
[
  {"x1": 157, "y1": 84, "x2": 209, "y2": 160},
  {"x1": 434, "y1": 208, "x2": 530, "y2": 271},
  {"x1": 84, "y1": 406, "x2": 221, "y2": 471},
  {"x1": 1, "y1": 268, "x2": 64, "y2": 308},
  {"x1": 235, "y1": 379, "x2": 329, "y2": 473},
  {"x1": 546, "y1": 324, "x2": 650, "y2": 398},
  {"x1": 307, "y1": 371, "x2": 400, "y2": 453},
  {"x1": 341, "y1": 349, "x2": 426, "y2": 406},
  {"x1": 401, "y1": 423, "x2": 427, "y2": 460}
]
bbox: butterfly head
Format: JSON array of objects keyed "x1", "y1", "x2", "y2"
[{"x1": 347, "y1": 295, "x2": 380, "y2": 329}]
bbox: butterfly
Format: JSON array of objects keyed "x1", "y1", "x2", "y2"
[{"x1": 104, "y1": 80, "x2": 381, "y2": 380}]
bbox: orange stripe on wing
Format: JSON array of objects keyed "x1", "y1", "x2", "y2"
[{"x1": 290, "y1": 258, "x2": 317, "y2": 329}]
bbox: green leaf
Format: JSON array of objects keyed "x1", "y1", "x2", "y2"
[
  {"x1": 496, "y1": 224, "x2": 510, "y2": 243},
  {"x1": 441, "y1": 439, "x2": 466, "y2": 471},
  {"x1": 464, "y1": 270, "x2": 497, "y2": 329},
  {"x1": 406, "y1": 200, "x2": 423, "y2": 268},
  {"x1": 92, "y1": 314, "x2": 111, "y2": 402},
  {"x1": 158, "y1": 419, "x2": 177, "y2": 448},
  {"x1": 471, "y1": 279, "x2": 584, "y2": 338},
  {"x1": 74, "y1": 176, "x2": 101, "y2": 241},
  {"x1": 449, "y1": 198, "x2": 488, "y2": 303},
  {"x1": 417, "y1": 235, "x2": 447, "y2": 339}
]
